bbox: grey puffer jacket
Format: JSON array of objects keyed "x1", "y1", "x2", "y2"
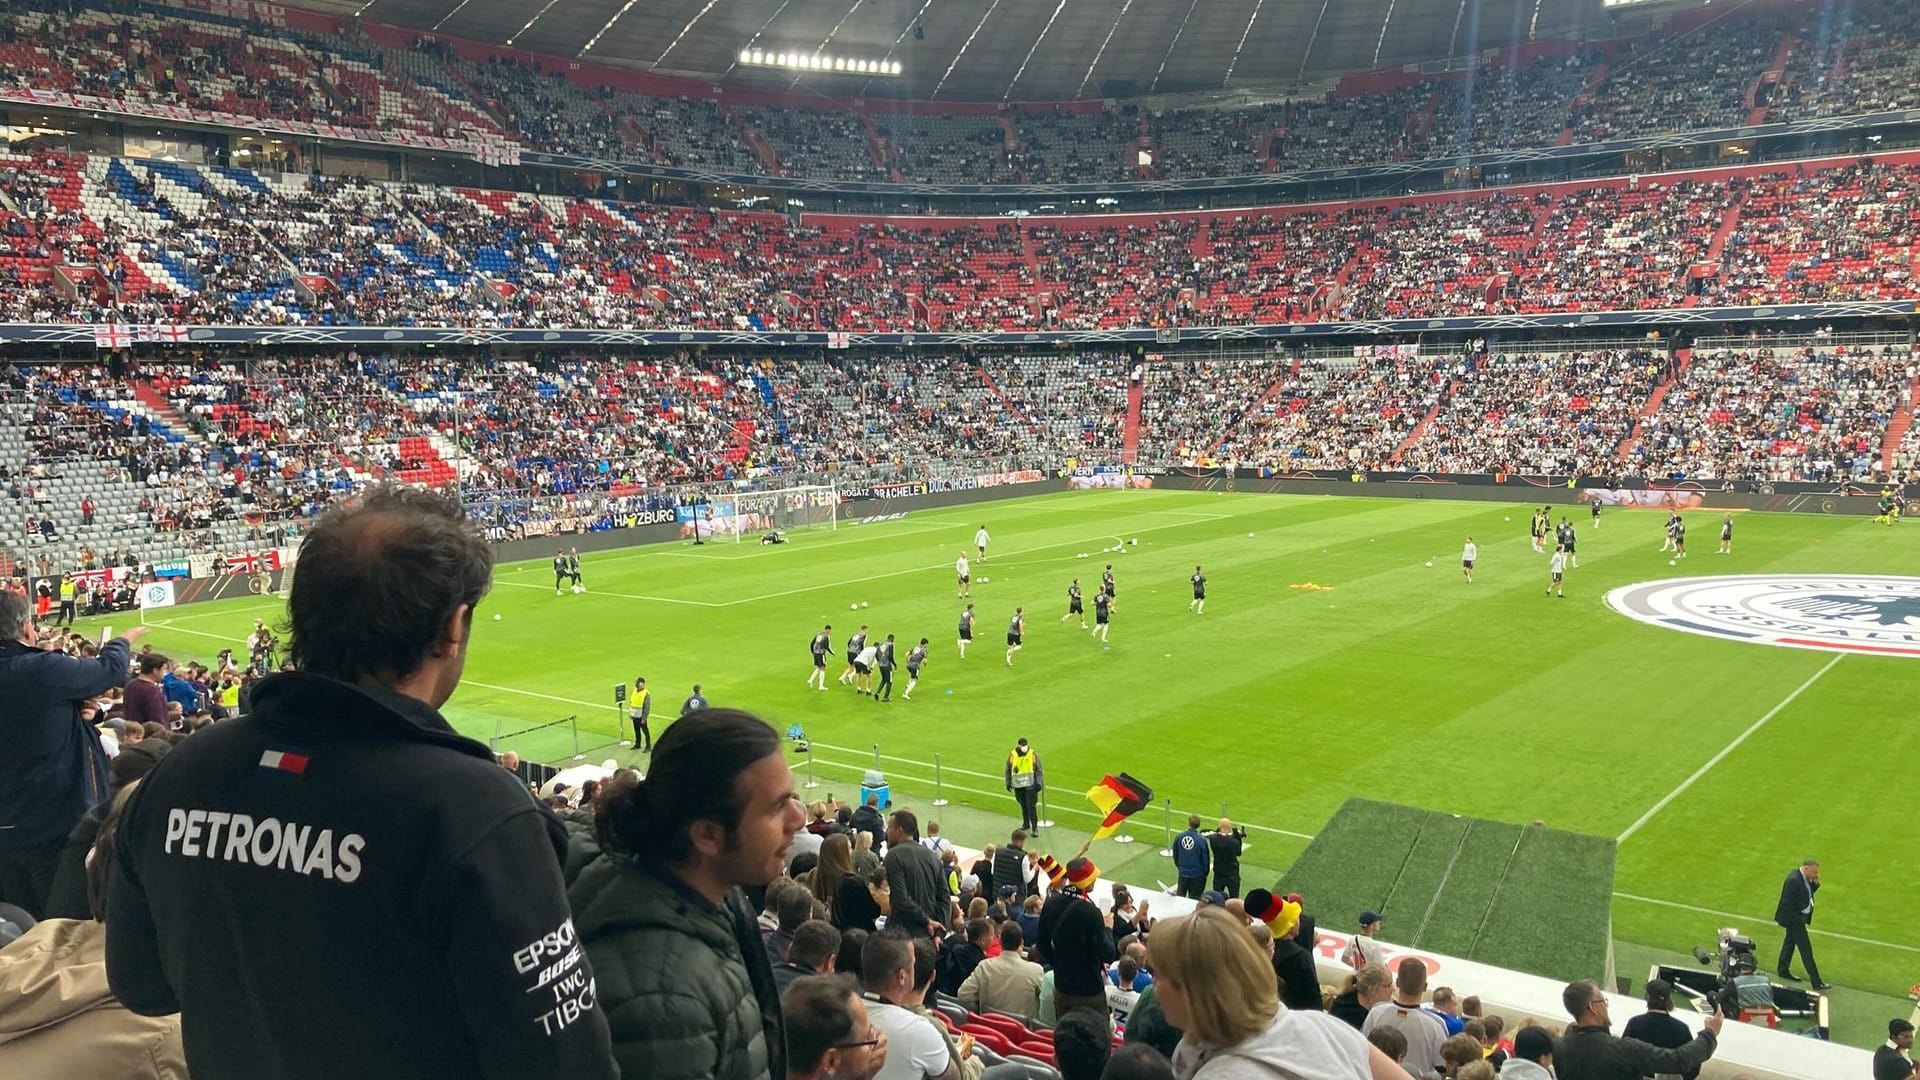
[{"x1": 567, "y1": 842, "x2": 784, "y2": 1080}]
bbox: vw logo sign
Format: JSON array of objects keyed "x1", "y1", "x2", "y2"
[{"x1": 1607, "y1": 574, "x2": 1920, "y2": 657}]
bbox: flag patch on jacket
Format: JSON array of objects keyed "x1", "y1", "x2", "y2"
[{"x1": 259, "y1": 749, "x2": 310, "y2": 775}]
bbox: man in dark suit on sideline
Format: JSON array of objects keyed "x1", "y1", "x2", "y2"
[{"x1": 1773, "y1": 858, "x2": 1831, "y2": 990}]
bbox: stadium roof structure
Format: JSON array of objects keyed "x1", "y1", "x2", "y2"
[{"x1": 325, "y1": 0, "x2": 1639, "y2": 102}]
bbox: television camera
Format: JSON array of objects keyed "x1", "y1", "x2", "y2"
[{"x1": 1649, "y1": 928, "x2": 1829, "y2": 1039}]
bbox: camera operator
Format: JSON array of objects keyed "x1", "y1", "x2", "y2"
[
  {"x1": 1207, "y1": 817, "x2": 1247, "y2": 899},
  {"x1": 0, "y1": 591, "x2": 144, "y2": 916}
]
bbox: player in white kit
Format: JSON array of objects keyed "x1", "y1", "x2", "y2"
[
  {"x1": 1461, "y1": 537, "x2": 1477, "y2": 584},
  {"x1": 955, "y1": 551, "x2": 971, "y2": 598},
  {"x1": 975, "y1": 525, "x2": 990, "y2": 561}
]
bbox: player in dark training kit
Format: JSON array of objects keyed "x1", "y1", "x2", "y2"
[
  {"x1": 838, "y1": 624, "x2": 868, "y2": 686},
  {"x1": 1590, "y1": 498, "x2": 1602, "y2": 529},
  {"x1": 1093, "y1": 587, "x2": 1114, "y2": 643},
  {"x1": 1005, "y1": 607, "x2": 1024, "y2": 666},
  {"x1": 903, "y1": 638, "x2": 929, "y2": 700},
  {"x1": 1672, "y1": 516, "x2": 1687, "y2": 559},
  {"x1": 1062, "y1": 578, "x2": 1086, "y2": 629},
  {"x1": 566, "y1": 547, "x2": 584, "y2": 592},
  {"x1": 957, "y1": 603, "x2": 975, "y2": 659},
  {"x1": 1102, "y1": 564, "x2": 1116, "y2": 598},
  {"x1": 552, "y1": 549, "x2": 569, "y2": 595},
  {"x1": 875, "y1": 634, "x2": 897, "y2": 702},
  {"x1": 1189, "y1": 565, "x2": 1207, "y2": 614},
  {"x1": 806, "y1": 624, "x2": 834, "y2": 690},
  {"x1": 1719, "y1": 513, "x2": 1734, "y2": 554}
]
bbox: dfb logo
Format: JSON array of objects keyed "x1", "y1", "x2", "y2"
[{"x1": 1607, "y1": 574, "x2": 1920, "y2": 657}]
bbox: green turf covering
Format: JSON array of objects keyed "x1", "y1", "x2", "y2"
[{"x1": 84, "y1": 488, "x2": 1920, "y2": 1047}]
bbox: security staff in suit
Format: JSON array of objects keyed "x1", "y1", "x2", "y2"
[{"x1": 1773, "y1": 858, "x2": 1831, "y2": 990}]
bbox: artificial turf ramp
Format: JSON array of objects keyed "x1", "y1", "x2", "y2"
[{"x1": 1278, "y1": 798, "x2": 1615, "y2": 983}]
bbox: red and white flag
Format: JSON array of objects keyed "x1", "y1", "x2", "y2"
[{"x1": 93, "y1": 324, "x2": 131, "y2": 349}]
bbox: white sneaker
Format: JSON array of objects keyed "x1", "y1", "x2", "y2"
[{"x1": 618, "y1": 740, "x2": 632, "y2": 748}]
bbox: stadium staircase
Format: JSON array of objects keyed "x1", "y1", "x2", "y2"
[
  {"x1": 1136, "y1": 113, "x2": 1156, "y2": 180},
  {"x1": 1121, "y1": 377, "x2": 1143, "y2": 463},
  {"x1": 854, "y1": 114, "x2": 905, "y2": 183},
  {"x1": 1391, "y1": 380, "x2": 1456, "y2": 464},
  {"x1": 1557, "y1": 61, "x2": 1612, "y2": 146},
  {"x1": 1615, "y1": 349, "x2": 1691, "y2": 463},
  {"x1": 975, "y1": 366, "x2": 1036, "y2": 434},
  {"x1": 995, "y1": 116, "x2": 1019, "y2": 181},
  {"x1": 129, "y1": 380, "x2": 191, "y2": 437},
  {"x1": 1880, "y1": 373, "x2": 1920, "y2": 473},
  {"x1": 1204, "y1": 359, "x2": 1302, "y2": 458},
  {"x1": 1746, "y1": 32, "x2": 1799, "y2": 124},
  {"x1": 1704, "y1": 186, "x2": 1750, "y2": 261},
  {"x1": 1256, "y1": 126, "x2": 1282, "y2": 173},
  {"x1": 742, "y1": 125, "x2": 783, "y2": 177}
]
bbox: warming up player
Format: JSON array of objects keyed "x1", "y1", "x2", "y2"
[
  {"x1": 839, "y1": 624, "x2": 868, "y2": 686},
  {"x1": 552, "y1": 549, "x2": 569, "y2": 595},
  {"x1": 958, "y1": 603, "x2": 975, "y2": 659},
  {"x1": 1590, "y1": 497, "x2": 1601, "y2": 529},
  {"x1": 1093, "y1": 586, "x2": 1114, "y2": 643},
  {"x1": 807, "y1": 624, "x2": 834, "y2": 691},
  {"x1": 975, "y1": 524, "x2": 991, "y2": 562},
  {"x1": 1189, "y1": 565, "x2": 1207, "y2": 614},
  {"x1": 1672, "y1": 515, "x2": 1688, "y2": 559},
  {"x1": 1530, "y1": 510, "x2": 1547, "y2": 554},
  {"x1": 903, "y1": 638, "x2": 928, "y2": 700},
  {"x1": 1547, "y1": 546, "x2": 1567, "y2": 599},
  {"x1": 1102, "y1": 563, "x2": 1117, "y2": 598},
  {"x1": 1660, "y1": 512, "x2": 1680, "y2": 553},
  {"x1": 1461, "y1": 536, "x2": 1476, "y2": 584},
  {"x1": 1063, "y1": 578, "x2": 1085, "y2": 628},
  {"x1": 1005, "y1": 606, "x2": 1024, "y2": 666},
  {"x1": 566, "y1": 547, "x2": 584, "y2": 592},
  {"x1": 1558, "y1": 518, "x2": 1578, "y2": 568},
  {"x1": 852, "y1": 638, "x2": 879, "y2": 694},
  {"x1": 956, "y1": 550, "x2": 971, "y2": 598},
  {"x1": 1719, "y1": 513, "x2": 1734, "y2": 554}
]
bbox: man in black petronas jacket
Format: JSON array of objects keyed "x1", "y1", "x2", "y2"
[
  {"x1": 567, "y1": 708, "x2": 806, "y2": 1080},
  {"x1": 1556, "y1": 979, "x2": 1721, "y2": 1080},
  {"x1": 1035, "y1": 856, "x2": 1116, "y2": 1019},
  {"x1": 105, "y1": 487, "x2": 618, "y2": 1080}
]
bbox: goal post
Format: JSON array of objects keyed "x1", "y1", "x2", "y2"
[{"x1": 732, "y1": 482, "x2": 838, "y2": 542}]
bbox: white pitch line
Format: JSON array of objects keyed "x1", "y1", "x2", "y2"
[
  {"x1": 1611, "y1": 891, "x2": 1920, "y2": 954},
  {"x1": 491, "y1": 579, "x2": 720, "y2": 607},
  {"x1": 1616, "y1": 653, "x2": 1843, "y2": 844}
]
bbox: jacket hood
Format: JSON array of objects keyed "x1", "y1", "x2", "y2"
[
  {"x1": 1180, "y1": 1010, "x2": 1371, "y2": 1080},
  {"x1": 0, "y1": 919, "x2": 115, "y2": 1044},
  {"x1": 1499, "y1": 1060, "x2": 1553, "y2": 1080}
]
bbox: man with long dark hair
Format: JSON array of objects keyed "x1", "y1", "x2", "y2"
[
  {"x1": 571, "y1": 706, "x2": 805, "y2": 1080},
  {"x1": 106, "y1": 486, "x2": 617, "y2": 1080}
]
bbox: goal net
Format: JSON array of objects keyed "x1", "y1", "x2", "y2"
[{"x1": 730, "y1": 483, "x2": 838, "y2": 541}]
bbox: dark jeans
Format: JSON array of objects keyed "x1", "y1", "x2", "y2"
[
  {"x1": 1013, "y1": 787, "x2": 1038, "y2": 829},
  {"x1": 1213, "y1": 874, "x2": 1241, "y2": 900},
  {"x1": 1777, "y1": 922, "x2": 1822, "y2": 983},
  {"x1": 1176, "y1": 876, "x2": 1206, "y2": 900},
  {"x1": 0, "y1": 841, "x2": 65, "y2": 919}
]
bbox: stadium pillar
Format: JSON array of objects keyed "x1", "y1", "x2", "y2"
[
  {"x1": 1036, "y1": 787, "x2": 1052, "y2": 830},
  {"x1": 1157, "y1": 799, "x2": 1174, "y2": 857},
  {"x1": 931, "y1": 753, "x2": 949, "y2": 806},
  {"x1": 802, "y1": 746, "x2": 819, "y2": 790}
]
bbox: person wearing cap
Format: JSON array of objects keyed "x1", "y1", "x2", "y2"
[
  {"x1": 993, "y1": 829, "x2": 1033, "y2": 903},
  {"x1": 1035, "y1": 856, "x2": 1116, "y2": 1020},
  {"x1": 1557, "y1": 979, "x2": 1720, "y2": 1080},
  {"x1": 1501, "y1": 1025, "x2": 1555, "y2": 1080},
  {"x1": 1620, "y1": 978, "x2": 1698, "y2": 1080},
  {"x1": 1344, "y1": 911, "x2": 1387, "y2": 970},
  {"x1": 1876, "y1": 1019, "x2": 1917, "y2": 1080},
  {"x1": 1199, "y1": 890, "x2": 1228, "y2": 908},
  {"x1": 1004, "y1": 739, "x2": 1043, "y2": 832},
  {"x1": 1207, "y1": 818, "x2": 1246, "y2": 899}
]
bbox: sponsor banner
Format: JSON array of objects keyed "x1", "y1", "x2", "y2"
[
  {"x1": 632, "y1": 507, "x2": 677, "y2": 526},
  {"x1": 1587, "y1": 487, "x2": 1709, "y2": 510},
  {"x1": 1069, "y1": 473, "x2": 1155, "y2": 490},
  {"x1": 152, "y1": 558, "x2": 192, "y2": 579},
  {"x1": 974, "y1": 469, "x2": 1045, "y2": 488},
  {"x1": 869, "y1": 481, "x2": 929, "y2": 500},
  {"x1": 1608, "y1": 574, "x2": 1920, "y2": 657}
]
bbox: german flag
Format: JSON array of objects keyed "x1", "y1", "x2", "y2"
[{"x1": 1085, "y1": 773, "x2": 1153, "y2": 840}]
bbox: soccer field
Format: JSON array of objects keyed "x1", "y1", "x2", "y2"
[{"x1": 96, "y1": 488, "x2": 1920, "y2": 1044}]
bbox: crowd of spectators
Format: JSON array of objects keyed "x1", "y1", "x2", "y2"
[
  {"x1": 2, "y1": 0, "x2": 1918, "y2": 191},
  {"x1": 1626, "y1": 344, "x2": 1909, "y2": 482}
]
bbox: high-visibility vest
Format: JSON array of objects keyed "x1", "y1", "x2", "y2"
[{"x1": 1008, "y1": 750, "x2": 1036, "y2": 788}]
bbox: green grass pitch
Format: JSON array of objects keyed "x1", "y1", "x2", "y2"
[{"x1": 92, "y1": 489, "x2": 1920, "y2": 1046}]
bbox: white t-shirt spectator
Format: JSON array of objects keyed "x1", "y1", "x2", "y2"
[
  {"x1": 1361, "y1": 1000, "x2": 1448, "y2": 1079},
  {"x1": 864, "y1": 994, "x2": 951, "y2": 1080}
]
